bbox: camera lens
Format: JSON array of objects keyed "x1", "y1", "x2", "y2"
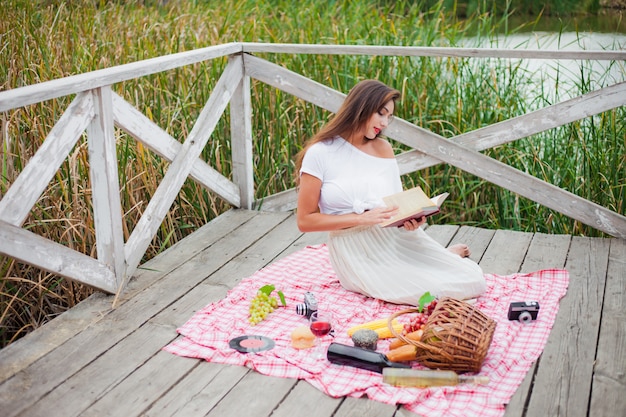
[
  {"x1": 518, "y1": 311, "x2": 532, "y2": 323},
  {"x1": 295, "y1": 303, "x2": 308, "y2": 316}
]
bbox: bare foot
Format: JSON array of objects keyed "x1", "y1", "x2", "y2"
[{"x1": 448, "y1": 243, "x2": 471, "y2": 258}]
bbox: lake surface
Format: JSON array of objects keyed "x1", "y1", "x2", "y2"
[
  {"x1": 502, "y1": 13, "x2": 626, "y2": 35},
  {"x1": 464, "y1": 29, "x2": 626, "y2": 100}
]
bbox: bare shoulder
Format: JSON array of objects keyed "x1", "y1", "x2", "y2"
[{"x1": 372, "y1": 138, "x2": 395, "y2": 158}]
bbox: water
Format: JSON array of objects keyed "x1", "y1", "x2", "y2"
[
  {"x1": 502, "y1": 13, "x2": 626, "y2": 35},
  {"x1": 463, "y1": 29, "x2": 626, "y2": 101}
]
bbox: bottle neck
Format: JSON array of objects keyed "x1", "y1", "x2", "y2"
[{"x1": 459, "y1": 375, "x2": 490, "y2": 385}]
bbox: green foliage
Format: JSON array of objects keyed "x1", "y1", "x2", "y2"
[{"x1": 1, "y1": 0, "x2": 624, "y2": 347}]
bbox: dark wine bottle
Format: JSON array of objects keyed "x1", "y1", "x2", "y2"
[{"x1": 326, "y1": 343, "x2": 411, "y2": 373}]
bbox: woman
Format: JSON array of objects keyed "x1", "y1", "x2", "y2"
[{"x1": 295, "y1": 79, "x2": 485, "y2": 305}]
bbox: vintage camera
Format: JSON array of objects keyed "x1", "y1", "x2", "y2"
[
  {"x1": 295, "y1": 291, "x2": 318, "y2": 318},
  {"x1": 508, "y1": 301, "x2": 540, "y2": 323}
]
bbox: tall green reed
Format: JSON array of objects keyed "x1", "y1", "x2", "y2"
[{"x1": 1, "y1": 0, "x2": 624, "y2": 347}]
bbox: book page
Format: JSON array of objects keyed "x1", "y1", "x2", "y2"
[
  {"x1": 380, "y1": 187, "x2": 446, "y2": 228},
  {"x1": 430, "y1": 192, "x2": 450, "y2": 207}
]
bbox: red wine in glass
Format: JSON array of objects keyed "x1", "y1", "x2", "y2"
[
  {"x1": 310, "y1": 321, "x2": 332, "y2": 337},
  {"x1": 309, "y1": 311, "x2": 333, "y2": 359}
]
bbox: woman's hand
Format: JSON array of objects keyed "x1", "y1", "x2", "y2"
[
  {"x1": 360, "y1": 206, "x2": 399, "y2": 226},
  {"x1": 401, "y1": 216, "x2": 427, "y2": 231}
]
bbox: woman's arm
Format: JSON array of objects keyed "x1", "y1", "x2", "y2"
[{"x1": 296, "y1": 173, "x2": 399, "y2": 232}]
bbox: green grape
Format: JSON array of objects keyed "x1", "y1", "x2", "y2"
[
  {"x1": 248, "y1": 292, "x2": 274, "y2": 325},
  {"x1": 248, "y1": 285, "x2": 286, "y2": 325}
]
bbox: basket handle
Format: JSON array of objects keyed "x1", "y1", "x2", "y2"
[{"x1": 387, "y1": 308, "x2": 439, "y2": 353}]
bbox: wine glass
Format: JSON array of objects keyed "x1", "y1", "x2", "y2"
[{"x1": 309, "y1": 311, "x2": 333, "y2": 360}]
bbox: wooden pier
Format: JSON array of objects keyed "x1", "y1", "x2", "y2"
[{"x1": 1, "y1": 209, "x2": 624, "y2": 417}]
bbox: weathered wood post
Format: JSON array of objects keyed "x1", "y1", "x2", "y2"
[
  {"x1": 88, "y1": 85, "x2": 127, "y2": 289},
  {"x1": 230, "y1": 53, "x2": 254, "y2": 209}
]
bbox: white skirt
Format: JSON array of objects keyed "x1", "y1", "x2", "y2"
[{"x1": 327, "y1": 225, "x2": 486, "y2": 306}]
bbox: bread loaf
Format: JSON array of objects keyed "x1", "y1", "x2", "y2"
[{"x1": 291, "y1": 325, "x2": 315, "y2": 349}]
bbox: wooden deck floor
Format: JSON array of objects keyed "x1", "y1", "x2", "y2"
[{"x1": 1, "y1": 209, "x2": 624, "y2": 417}]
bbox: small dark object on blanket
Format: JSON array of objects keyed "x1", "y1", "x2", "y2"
[
  {"x1": 229, "y1": 335, "x2": 275, "y2": 353},
  {"x1": 507, "y1": 301, "x2": 540, "y2": 323},
  {"x1": 351, "y1": 329, "x2": 379, "y2": 350}
]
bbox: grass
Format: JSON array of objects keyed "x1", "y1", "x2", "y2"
[{"x1": 1, "y1": 0, "x2": 624, "y2": 347}]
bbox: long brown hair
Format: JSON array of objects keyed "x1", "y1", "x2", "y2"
[{"x1": 294, "y1": 79, "x2": 401, "y2": 184}]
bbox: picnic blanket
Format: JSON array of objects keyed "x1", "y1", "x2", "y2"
[{"x1": 164, "y1": 244, "x2": 569, "y2": 417}]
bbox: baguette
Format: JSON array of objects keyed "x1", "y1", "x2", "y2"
[
  {"x1": 385, "y1": 344, "x2": 418, "y2": 362},
  {"x1": 388, "y1": 329, "x2": 424, "y2": 350}
]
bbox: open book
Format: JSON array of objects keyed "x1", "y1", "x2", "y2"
[{"x1": 379, "y1": 187, "x2": 449, "y2": 228}]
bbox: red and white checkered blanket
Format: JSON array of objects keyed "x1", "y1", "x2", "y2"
[{"x1": 164, "y1": 244, "x2": 569, "y2": 417}]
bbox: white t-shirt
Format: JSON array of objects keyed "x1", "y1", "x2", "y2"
[{"x1": 300, "y1": 137, "x2": 402, "y2": 215}]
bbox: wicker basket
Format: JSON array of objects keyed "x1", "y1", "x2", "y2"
[{"x1": 388, "y1": 297, "x2": 496, "y2": 373}]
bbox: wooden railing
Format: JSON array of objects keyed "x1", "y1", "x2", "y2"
[{"x1": 1, "y1": 43, "x2": 625, "y2": 295}]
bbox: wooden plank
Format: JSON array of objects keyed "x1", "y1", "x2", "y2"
[
  {"x1": 397, "y1": 407, "x2": 426, "y2": 417},
  {"x1": 420, "y1": 224, "x2": 460, "y2": 247},
  {"x1": 241, "y1": 43, "x2": 626, "y2": 61},
  {"x1": 254, "y1": 213, "x2": 325, "y2": 260},
  {"x1": 144, "y1": 212, "x2": 299, "y2": 330},
  {"x1": 589, "y1": 238, "x2": 626, "y2": 416},
  {"x1": 111, "y1": 92, "x2": 240, "y2": 207},
  {"x1": 503, "y1": 233, "x2": 571, "y2": 417},
  {"x1": 124, "y1": 55, "x2": 244, "y2": 278},
  {"x1": 0, "y1": 292, "x2": 112, "y2": 383},
  {"x1": 0, "y1": 211, "x2": 288, "y2": 417},
  {"x1": 477, "y1": 229, "x2": 533, "y2": 275},
  {"x1": 286, "y1": 228, "x2": 328, "y2": 255},
  {"x1": 79, "y1": 349, "x2": 202, "y2": 417},
  {"x1": 230, "y1": 66, "x2": 254, "y2": 209},
  {"x1": 448, "y1": 225, "x2": 496, "y2": 264},
  {"x1": 145, "y1": 362, "x2": 249, "y2": 417},
  {"x1": 525, "y1": 236, "x2": 610, "y2": 417},
  {"x1": 519, "y1": 233, "x2": 571, "y2": 273},
  {"x1": 0, "y1": 92, "x2": 93, "y2": 226},
  {"x1": 91, "y1": 254, "x2": 255, "y2": 416},
  {"x1": 0, "y1": 219, "x2": 116, "y2": 293},
  {"x1": 124, "y1": 209, "x2": 257, "y2": 298},
  {"x1": 254, "y1": 187, "x2": 298, "y2": 211},
  {"x1": 161, "y1": 362, "x2": 251, "y2": 417},
  {"x1": 336, "y1": 397, "x2": 399, "y2": 417},
  {"x1": 18, "y1": 321, "x2": 189, "y2": 417},
  {"x1": 0, "y1": 43, "x2": 241, "y2": 112},
  {"x1": 88, "y1": 86, "x2": 126, "y2": 288},
  {"x1": 205, "y1": 371, "x2": 296, "y2": 416},
  {"x1": 269, "y1": 381, "x2": 343, "y2": 417}
]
